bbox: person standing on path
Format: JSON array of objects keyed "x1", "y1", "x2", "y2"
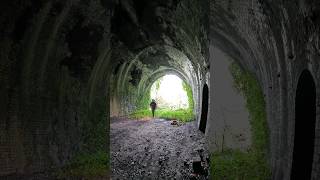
[{"x1": 150, "y1": 99, "x2": 157, "y2": 118}]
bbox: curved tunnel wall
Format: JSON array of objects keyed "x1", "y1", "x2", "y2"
[
  {"x1": 0, "y1": 0, "x2": 112, "y2": 175},
  {"x1": 209, "y1": 0, "x2": 320, "y2": 179},
  {"x1": 109, "y1": 45, "x2": 202, "y2": 117}
]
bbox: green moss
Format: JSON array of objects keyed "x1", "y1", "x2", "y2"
[
  {"x1": 155, "y1": 78, "x2": 162, "y2": 91},
  {"x1": 135, "y1": 88, "x2": 151, "y2": 110},
  {"x1": 210, "y1": 62, "x2": 270, "y2": 180},
  {"x1": 210, "y1": 149, "x2": 270, "y2": 180},
  {"x1": 56, "y1": 151, "x2": 109, "y2": 179}
]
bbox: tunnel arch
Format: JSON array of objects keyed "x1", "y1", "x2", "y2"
[
  {"x1": 290, "y1": 69, "x2": 316, "y2": 180},
  {"x1": 111, "y1": 43, "x2": 203, "y2": 118},
  {"x1": 199, "y1": 83, "x2": 209, "y2": 133},
  {"x1": 136, "y1": 69, "x2": 191, "y2": 109},
  {"x1": 118, "y1": 45, "x2": 198, "y2": 92},
  {"x1": 138, "y1": 67, "x2": 191, "y2": 94}
]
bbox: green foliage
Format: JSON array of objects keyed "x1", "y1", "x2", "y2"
[
  {"x1": 56, "y1": 151, "x2": 109, "y2": 179},
  {"x1": 129, "y1": 108, "x2": 195, "y2": 123},
  {"x1": 136, "y1": 88, "x2": 151, "y2": 110},
  {"x1": 182, "y1": 81, "x2": 194, "y2": 110},
  {"x1": 210, "y1": 62, "x2": 270, "y2": 180},
  {"x1": 229, "y1": 62, "x2": 269, "y2": 153},
  {"x1": 129, "y1": 109, "x2": 151, "y2": 119},
  {"x1": 155, "y1": 77, "x2": 162, "y2": 90}
]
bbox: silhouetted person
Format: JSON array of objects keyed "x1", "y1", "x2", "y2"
[{"x1": 150, "y1": 99, "x2": 157, "y2": 118}]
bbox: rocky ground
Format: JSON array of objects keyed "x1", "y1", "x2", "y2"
[{"x1": 111, "y1": 117, "x2": 210, "y2": 180}]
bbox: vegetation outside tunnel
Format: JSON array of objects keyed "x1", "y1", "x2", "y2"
[
  {"x1": 130, "y1": 80, "x2": 195, "y2": 122},
  {"x1": 210, "y1": 62, "x2": 270, "y2": 179}
]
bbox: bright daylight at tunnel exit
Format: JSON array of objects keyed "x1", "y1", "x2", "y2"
[
  {"x1": 150, "y1": 75, "x2": 189, "y2": 110},
  {"x1": 1, "y1": 0, "x2": 320, "y2": 180}
]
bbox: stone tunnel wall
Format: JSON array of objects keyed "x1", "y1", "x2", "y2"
[
  {"x1": 0, "y1": 0, "x2": 111, "y2": 176},
  {"x1": 208, "y1": 0, "x2": 320, "y2": 179}
]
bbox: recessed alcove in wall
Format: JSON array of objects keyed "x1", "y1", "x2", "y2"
[
  {"x1": 199, "y1": 84, "x2": 209, "y2": 133},
  {"x1": 291, "y1": 69, "x2": 316, "y2": 180}
]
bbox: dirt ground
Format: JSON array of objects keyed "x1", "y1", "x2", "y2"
[{"x1": 111, "y1": 117, "x2": 210, "y2": 180}]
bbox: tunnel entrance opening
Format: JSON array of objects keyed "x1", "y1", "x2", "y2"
[
  {"x1": 135, "y1": 74, "x2": 195, "y2": 122},
  {"x1": 199, "y1": 84, "x2": 209, "y2": 133},
  {"x1": 150, "y1": 74, "x2": 189, "y2": 110},
  {"x1": 291, "y1": 70, "x2": 316, "y2": 180}
]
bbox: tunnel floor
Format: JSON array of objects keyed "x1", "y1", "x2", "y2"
[{"x1": 111, "y1": 117, "x2": 209, "y2": 179}]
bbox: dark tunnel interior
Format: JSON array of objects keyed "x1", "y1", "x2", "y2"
[
  {"x1": 199, "y1": 84, "x2": 209, "y2": 133},
  {"x1": 291, "y1": 70, "x2": 316, "y2": 180}
]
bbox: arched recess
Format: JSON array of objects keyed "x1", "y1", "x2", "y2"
[
  {"x1": 118, "y1": 44, "x2": 197, "y2": 92},
  {"x1": 291, "y1": 70, "x2": 316, "y2": 180},
  {"x1": 199, "y1": 83, "x2": 209, "y2": 133},
  {"x1": 111, "y1": 43, "x2": 201, "y2": 116}
]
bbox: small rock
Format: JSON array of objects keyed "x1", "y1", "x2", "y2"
[
  {"x1": 192, "y1": 156, "x2": 205, "y2": 175},
  {"x1": 171, "y1": 120, "x2": 178, "y2": 125},
  {"x1": 196, "y1": 148, "x2": 204, "y2": 153},
  {"x1": 184, "y1": 161, "x2": 189, "y2": 167},
  {"x1": 189, "y1": 173, "x2": 198, "y2": 180}
]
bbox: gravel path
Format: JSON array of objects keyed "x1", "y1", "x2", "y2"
[{"x1": 111, "y1": 118, "x2": 210, "y2": 180}]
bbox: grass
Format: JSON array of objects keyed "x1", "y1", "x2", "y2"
[
  {"x1": 56, "y1": 151, "x2": 109, "y2": 179},
  {"x1": 210, "y1": 62, "x2": 270, "y2": 180},
  {"x1": 129, "y1": 108, "x2": 195, "y2": 122}
]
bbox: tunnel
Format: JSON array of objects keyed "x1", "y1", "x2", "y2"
[
  {"x1": 291, "y1": 70, "x2": 317, "y2": 180},
  {"x1": 0, "y1": 0, "x2": 320, "y2": 179}
]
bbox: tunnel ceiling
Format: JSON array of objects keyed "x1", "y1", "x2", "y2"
[{"x1": 111, "y1": 0, "x2": 180, "y2": 51}]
